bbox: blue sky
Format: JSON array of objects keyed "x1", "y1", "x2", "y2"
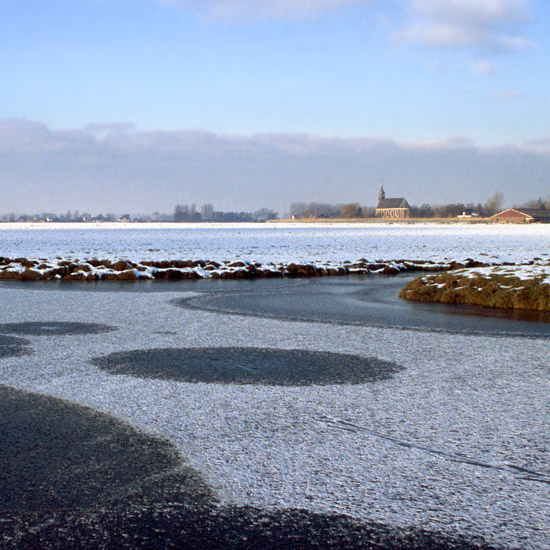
[
  {"x1": 0, "y1": 0, "x2": 549, "y2": 213},
  {"x1": 1, "y1": 0, "x2": 547, "y2": 142}
]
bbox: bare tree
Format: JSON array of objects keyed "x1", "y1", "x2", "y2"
[
  {"x1": 340, "y1": 203, "x2": 363, "y2": 218},
  {"x1": 484, "y1": 192, "x2": 504, "y2": 216},
  {"x1": 520, "y1": 197, "x2": 547, "y2": 209},
  {"x1": 201, "y1": 203, "x2": 214, "y2": 221},
  {"x1": 253, "y1": 208, "x2": 278, "y2": 221}
]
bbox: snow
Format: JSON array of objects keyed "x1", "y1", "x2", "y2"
[
  {"x1": 451, "y1": 264, "x2": 550, "y2": 284},
  {"x1": 1, "y1": 221, "x2": 550, "y2": 264}
]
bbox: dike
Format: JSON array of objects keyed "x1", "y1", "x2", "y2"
[{"x1": 0, "y1": 257, "x2": 489, "y2": 283}]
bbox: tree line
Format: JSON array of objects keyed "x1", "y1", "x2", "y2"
[
  {"x1": 1, "y1": 210, "x2": 139, "y2": 223},
  {"x1": 4, "y1": 192, "x2": 549, "y2": 223},
  {"x1": 0, "y1": 204, "x2": 279, "y2": 223},
  {"x1": 289, "y1": 202, "x2": 374, "y2": 219},
  {"x1": 173, "y1": 204, "x2": 278, "y2": 223},
  {"x1": 288, "y1": 192, "x2": 514, "y2": 219}
]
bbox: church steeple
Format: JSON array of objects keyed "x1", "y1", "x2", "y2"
[{"x1": 378, "y1": 184, "x2": 385, "y2": 202}]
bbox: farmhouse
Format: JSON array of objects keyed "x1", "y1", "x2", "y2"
[
  {"x1": 375, "y1": 185, "x2": 410, "y2": 219},
  {"x1": 491, "y1": 208, "x2": 550, "y2": 224}
]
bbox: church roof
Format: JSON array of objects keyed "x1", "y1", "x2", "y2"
[{"x1": 376, "y1": 198, "x2": 409, "y2": 209}]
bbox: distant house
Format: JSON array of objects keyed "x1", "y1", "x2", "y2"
[
  {"x1": 375, "y1": 185, "x2": 410, "y2": 219},
  {"x1": 491, "y1": 208, "x2": 550, "y2": 224},
  {"x1": 457, "y1": 211, "x2": 479, "y2": 219}
]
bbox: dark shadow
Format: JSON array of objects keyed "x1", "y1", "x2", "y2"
[
  {"x1": 0, "y1": 334, "x2": 33, "y2": 358},
  {"x1": 0, "y1": 322, "x2": 117, "y2": 336},
  {"x1": 4, "y1": 504, "x2": 504, "y2": 550},
  {"x1": 0, "y1": 385, "x2": 503, "y2": 549},
  {"x1": 0, "y1": 385, "x2": 211, "y2": 513},
  {"x1": 91, "y1": 347, "x2": 404, "y2": 386}
]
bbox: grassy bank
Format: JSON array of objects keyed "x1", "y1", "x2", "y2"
[{"x1": 399, "y1": 266, "x2": 550, "y2": 311}]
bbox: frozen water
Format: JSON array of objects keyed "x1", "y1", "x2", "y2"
[{"x1": 0, "y1": 280, "x2": 549, "y2": 549}]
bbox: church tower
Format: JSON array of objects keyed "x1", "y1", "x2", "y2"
[{"x1": 378, "y1": 184, "x2": 385, "y2": 202}]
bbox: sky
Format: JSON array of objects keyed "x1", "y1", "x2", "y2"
[{"x1": 0, "y1": 0, "x2": 549, "y2": 214}]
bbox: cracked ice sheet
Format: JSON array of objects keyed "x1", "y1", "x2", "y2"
[{"x1": 0, "y1": 285, "x2": 549, "y2": 549}]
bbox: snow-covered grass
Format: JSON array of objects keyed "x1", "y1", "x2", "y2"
[
  {"x1": 458, "y1": 264, "x2": 550, "y2": 283},
  {"x1": 400, "y1": 264, "x2": 550, "y2": 310}
]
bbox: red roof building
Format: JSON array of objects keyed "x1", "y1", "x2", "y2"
[{"x1": 491, "y1": 208, "x2": 550, "y2": 223}]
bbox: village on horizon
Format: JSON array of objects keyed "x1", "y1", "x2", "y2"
[{"x1": 2, "y1": 186, "x2": 550, "y2": 224}]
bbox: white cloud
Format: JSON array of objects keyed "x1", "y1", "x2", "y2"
[
  {"x1": 471, "y1": 60, "x2": 495, "y2": 75},
  {"x1": 86, "y1": 123, "x2": 136, "y2": 136},
  {"x1": 397, "y1": 0, "x2": 532, "y2": 52},
  {"x1": 159, "y1": 0, "x2": 535, "y2": 62},
  {"x1": 487, "y1": 89, "x2": 526, "y2": 101},
  {"x1": 161, "y1": 0, "x2": 366, "y2": 20},
  {"x1": 525, "y1": 138, "x2": 550, "y2": 154}
]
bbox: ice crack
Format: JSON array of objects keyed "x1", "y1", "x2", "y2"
[{"x1": 316, "y1": 415, "x2": 550, "y2": 485}]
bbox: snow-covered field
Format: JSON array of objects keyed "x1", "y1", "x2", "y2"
[
  {"x1": 1, "y1": 221, "x2": 550, "y2": 264},
  {"x1": 1, "y1": 223, "x2": 550, "y2": 548}
]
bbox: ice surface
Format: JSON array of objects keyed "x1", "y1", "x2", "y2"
[{"x1": 1, "y1": 283, "x2": 549, "y2": 549}]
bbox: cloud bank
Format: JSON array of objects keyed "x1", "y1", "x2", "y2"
[{"x1": 1, "y1": 119, "x2": 548, "y2": 215}]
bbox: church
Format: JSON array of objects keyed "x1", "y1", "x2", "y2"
[{"x1": 375, "y1": 185, "x2": 410, "y2": 219}]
